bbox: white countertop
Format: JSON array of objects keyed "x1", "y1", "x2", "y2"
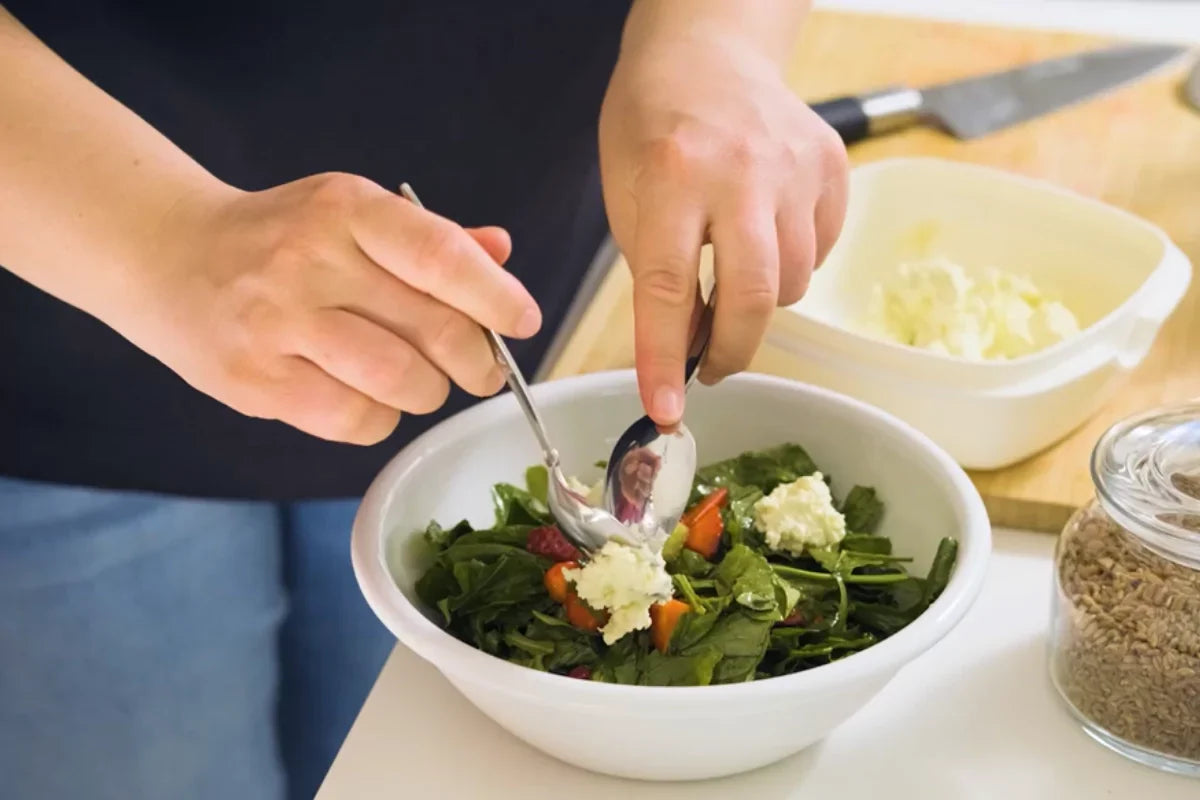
[
  {"x1": 318, "y1": 3, "x2": 1200, "y2": 797},
  {"x1": 318, "y1": 530, "x2": 1196, "y2": 799}
]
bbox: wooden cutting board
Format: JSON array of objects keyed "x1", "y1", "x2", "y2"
[{"x1": 546, "y1": 10, "x2": 1200, "y2": 533}]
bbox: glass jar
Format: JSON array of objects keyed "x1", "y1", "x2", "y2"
[{"x1": 1050, "y1": 404, "x2": 1200, "y2": 775}]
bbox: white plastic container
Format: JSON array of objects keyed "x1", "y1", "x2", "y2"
[{"x1": 768, "y1": 157, "x2": 1192, "y2": 470}]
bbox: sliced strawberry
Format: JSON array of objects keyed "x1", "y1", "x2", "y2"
[
  {"x1": 526, "y1": 525, "x2": 582, "y2": 562},
  {"x1": 566, "y1": 665, "x2": 593, "y2": 680}
]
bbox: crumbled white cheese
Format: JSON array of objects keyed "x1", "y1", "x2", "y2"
[
  {"x1": 562, "y1": 540, "x2": 673, "y2": 645},
  {"x1": 753, "y1": 473, "x2": 847, "y2": 556},
  {"x1": 865, "y1": 256, "x2": 1080, "y2": 360},
  {"x1": 565, "y1": 475, "x2": 604, "y2": 508}
]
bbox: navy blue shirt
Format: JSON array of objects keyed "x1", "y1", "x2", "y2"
[{"x1": 0, "y1": 1, "x2": 629, "y2": 498}]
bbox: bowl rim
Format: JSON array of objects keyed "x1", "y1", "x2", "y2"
[
  {"x1": 352, "y1": 370, "x2": 991, "y2": 710},
  {"x1": 783, "y1": 156, "x2": 1191, "y2": 376}
]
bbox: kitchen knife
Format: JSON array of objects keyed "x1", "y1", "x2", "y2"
[{"x1": 811, "y1": 42, "x2": 1186, "y2": 143}]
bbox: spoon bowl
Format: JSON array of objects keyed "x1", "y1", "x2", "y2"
[{"x1": 602, "y1": 287, "x2": 716, "y2": 537}]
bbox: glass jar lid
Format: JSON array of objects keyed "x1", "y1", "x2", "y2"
[{"x1": 1091, "y1": 401, "x2": 1200, "y2": 569}]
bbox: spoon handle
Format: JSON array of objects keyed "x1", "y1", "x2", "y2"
[
  {"x1": 398, "y1": 183, "x2": 561, "y2": 470},
  {"x1": 683, "y1": 285, "x2": 717, "y2": 391}
]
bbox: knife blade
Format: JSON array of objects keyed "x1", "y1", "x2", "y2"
[{"x1": 811, "y1": 43, "x2": 1186, "y2": 144}]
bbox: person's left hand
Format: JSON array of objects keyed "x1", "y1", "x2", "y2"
[{"x1": 599, "y1": 29, "x2": 848, "y2": 427}]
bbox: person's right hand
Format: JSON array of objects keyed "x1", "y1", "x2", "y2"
[{"x1": 131, "y1": 173, "x2": 539, "y2": 445}]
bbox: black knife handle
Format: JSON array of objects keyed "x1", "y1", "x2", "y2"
[{"x1": 810, "y1": 97, "x2": 870, "y2": 144}]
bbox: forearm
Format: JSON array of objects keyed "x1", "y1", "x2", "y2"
[
  {"x1": 0, "y1": 8, "x2": 230, "y2": 324},
  {"x1": 620, "y1": 0, "x2": 810, "y2": 69}
]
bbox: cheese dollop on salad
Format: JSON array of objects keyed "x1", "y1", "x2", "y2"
[
  {"x1": 865, "y1": 256, "x2": 1080, "y2": 360},
  {"x1": 562, "y1": 541, "x2": 673, "y2": 645},
  {"x1": 753, "y1": 472, "x2": 847, "y2": 556}
]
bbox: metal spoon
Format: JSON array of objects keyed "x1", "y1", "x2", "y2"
[
  {"x1": 398, "y1": 183, "x2": 629, "y2": 555},
  {"x1": 601, "y1": 287, "x2": 715, "y2": 539}
]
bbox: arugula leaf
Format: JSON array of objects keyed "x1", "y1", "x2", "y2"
[
  {"x1": 840, "y1": 485, "x2": 884, "y2": 533},
  {"x1": 491, "y1": 483, "x2": 553, "y2": 527},
  {"x1": 695, "y1": 443, "x2": 818, "y2": 497},
  {"x1": 524, "y1": 465, "x2": 549, "y2": 507}
]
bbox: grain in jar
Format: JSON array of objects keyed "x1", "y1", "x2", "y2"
[{"x1": 1050, "y1": 405, "x2": 1200, "y2": 776}]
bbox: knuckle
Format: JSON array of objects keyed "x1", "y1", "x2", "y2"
[
  {"x1": 637, "y1": 261, "x2": 693, "y2": 308},
  {"x1": 643, "y1": 134, "x2": 698, "y2": 177},
  {"x1": 730, "y1": 278, "x2": 778, "y2": 316},
  {"x1": 414, "y1": 221, "x2": 464, "y2": 283},
  {"x1": 726, "y1": 136, "x2": 762, "y2": 169},
  {"x1": 306, "y1": 172, "x2": 372, "y2": 213},
  {"x1": 816, "y1": 128, "x2": 849, "y2": 176},
  {"x1": 426, "y1": 310, "x2": 472, "y2": 359}
]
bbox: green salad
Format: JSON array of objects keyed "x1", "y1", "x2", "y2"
[{"x1": 414, "y1": 443, "x2": 957, "y2": 687}]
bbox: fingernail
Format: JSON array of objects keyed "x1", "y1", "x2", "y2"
[
  {"x1": 652, "y1": 386, "x2": 683, "y2": 423},
  {"x1": 516, "y1": 308, "x2": 541, "y2": 338}
]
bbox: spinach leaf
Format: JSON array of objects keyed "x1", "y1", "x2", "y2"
[
  {"x1": 524, "y1": 465, "x2": 549, "y2": 507},
  {"x1": 665, "y1": 591, "x2": 732, "y2": 653},
  {"x1": 442, "y1": 555, "x2": 547, "y2": 619},
  {"x1": 421, "y1": 519, "x2": 474, "y2": 551},
  {"x1": 840, "y1": 485, "x2": 884, "y2": 533},
  {"x1": 841, "y1": 533, "x2": 892, "y2": 555},
  {"x1": 592, "y1": 636, "x2": 644, "y2": 685},
  {"x1": 514, "y1": 612, "x2": 600, "y2": 672},
  {"x1": 849, "y1": 601, "x2": 916, "y2": 637},
  {"x1": 448, "y1": 525, "x2": 536, "y2": 550},
  {"x1": 491, "y1": 483, "x2": 552, "y2": 527},
  {"x1": 640, "y1": 648, "x2": 723, "y2": 686},
  {"x1": 722, "y1": 484, "x2": 763, "y2": 549},
  {"x1": 667, "y1": 548, "x2": 714, "y2": 579},
  {"x1": 695, "y1": 443, "x2": 817, "y2": 497},
  {"x1": 809, "y1": 546, "x2": 913, "y2": 576},
  {"x1": 772, "y1": 562, "x2": 911, "y2": 586},
  {"x1": 921, "y1": 537, "x2": 958, "y2": 607},
  {"x1": 781, "y1": 633, "x2": 877, "y2": 668},
  {"x1": 685, "y1": 611, "x2": 774, "y2": 684},
  {"x1": 414, "y1": 563, "x2": 459, "y2": 623},
  {"x1": 713, "y1": 545, "x2": 797, "y2": 620}
]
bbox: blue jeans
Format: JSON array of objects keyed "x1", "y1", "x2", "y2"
[{"x1": 0, "y1": 477, "x2": 394, "y2": 800}]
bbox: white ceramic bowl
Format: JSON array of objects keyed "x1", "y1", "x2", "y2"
[
  {"x1": 768, "y1": 157, "x2": 1192, "y2": 470},
  {"x1": 352, "y1": 371, "x2": 990, "y2": 781}
]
